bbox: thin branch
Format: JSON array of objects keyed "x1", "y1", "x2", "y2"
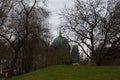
[
  {"x1": 66, "y1": 35, "x2": 91, "y2": 59},
  {"x1": 0, "y1": 34, "x2": 16, "y2": 50}
]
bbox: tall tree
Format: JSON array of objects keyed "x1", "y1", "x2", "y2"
[
  {"x1": 61, "y1": 0, "x2": 119, "y2": 65},
  {"x1": 0, "y1": 0, "x2": 49, "y2": 75}
]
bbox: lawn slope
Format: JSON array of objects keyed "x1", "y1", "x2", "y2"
[{"x1": 10, "y1": 65, "x2": 120, "y2": 80}]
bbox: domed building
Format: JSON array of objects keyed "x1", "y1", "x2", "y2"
[
  {"x1": 50, "y1": 31, "x2": 71, "y2": 64},
  {"x1": 71, "y1": 45, "x2": 80, "y2": 63}
]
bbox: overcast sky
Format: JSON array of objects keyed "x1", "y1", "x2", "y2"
[{"x1": 47, "y1": 0, "x2": 74, "y2": 37}]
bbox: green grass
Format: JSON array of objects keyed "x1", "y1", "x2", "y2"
[{"x1": 10, "y1": 65, "x2": 120, "y2": 80}]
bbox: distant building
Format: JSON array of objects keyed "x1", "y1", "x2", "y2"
[
  {"x1": 48, "y1": 31, "x2": 80, "y2": 65},
  {"x1": 71, "y1": 45, "x2": 80, "y2": 63}
]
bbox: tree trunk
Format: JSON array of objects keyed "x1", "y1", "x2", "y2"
[{"x1": 9, "y1": 51, "x2": 19, "y2": 77}]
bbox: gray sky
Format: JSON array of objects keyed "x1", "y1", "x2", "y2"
[
  {"x1": 47, "y1": 0, "x2": 74, "y2": 37},
  {"x1": 47, "y1": 0, "x2": 87, "y2": 58}
]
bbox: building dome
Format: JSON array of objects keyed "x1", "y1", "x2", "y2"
[
  {"x1": 50, "y1": 31, "x2": 71, "y2": 64},
  {"x1": 51, "y1": 31, "x2": 70, "y2": 49},
  {"x1": 52, "y1": 36, "x2": 69, "y2": 47}
]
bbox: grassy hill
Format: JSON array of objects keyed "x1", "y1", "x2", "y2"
[{"x1": 10, "y1": 65, "x2": 120, "y2": 80}]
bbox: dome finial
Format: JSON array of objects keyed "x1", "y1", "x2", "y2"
[{"x1": 59, "y1": 30, "x2": 62, "y2": 36}]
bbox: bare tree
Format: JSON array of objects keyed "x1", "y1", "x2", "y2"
[
  {"x1": 0, "y1": 0, "x2": 49, "y2": 75},
  {"x1": 0, "y1": 0, "x2": 14, "y2": 26},
  {"x1": 61, "y1": 0, "x2": 119, "y2": 65}
]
